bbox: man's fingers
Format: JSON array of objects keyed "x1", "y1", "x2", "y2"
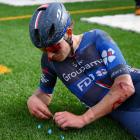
[
  {"x1": 61, "y1": 121, "x2": 69, "y2": 129},
  {"x1": 54, "y1": 112, "x2": 65, "y2": 117},
  {"x1": 54, "y1": 113, "x2": 64, "y2": 121},
  {"x1": 57, "y1": 118, "x2": 67, "y2": 126},
  {"x1": 41, "y1": 108, "x2": 53, "y2": 118},
  {"x1": 31, "y1": 105, "x2": 53, "y2": 119},
  {"x1": 33, "y1": 109, "x2": 52, "y2": 119},
  {"x1": 27, "y1": 94, "x2": 53, "y2": 120},
  {"x1": 37, "y1": 104, "x2": 53, "y2": 118},
  {"x1": 35, "y1": 110, "x2": 49, "y2": 119},
  {"x1": 54, "y1": 111, "x2": 66, "y2": 120}
]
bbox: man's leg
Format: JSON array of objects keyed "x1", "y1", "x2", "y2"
[{"x1": 111, "y1": 110, "x2": 140, "y2": 139}]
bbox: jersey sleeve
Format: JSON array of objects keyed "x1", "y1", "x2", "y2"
[
  {"x1": 39, "y1": 53, "x2": 57, "y2": 94},
  {"x1": 93, "y1": 29, "x2": 130, "y2": 79}
]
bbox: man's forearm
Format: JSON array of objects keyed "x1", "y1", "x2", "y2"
[
  {"x1": 82, "y1": 78, "x2": 135, "y2": 125},
  {"x1": 82, "y1": 92, "x2": 122, "y2": 124}
]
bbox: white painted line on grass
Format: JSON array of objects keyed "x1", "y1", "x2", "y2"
[{"x1": 81, "y1": 14, "x2": 140, "y2": 33}]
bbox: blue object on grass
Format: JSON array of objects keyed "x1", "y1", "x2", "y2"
[
  {"x1": 37, "y1": 124, "x2": 43, "y2": 129},
  {"x1": 60, "y1": 135, "x2": 65, "y2": 140},
  {"x1": 47, "y1": 128, "x2": 52, "y2": 135}
]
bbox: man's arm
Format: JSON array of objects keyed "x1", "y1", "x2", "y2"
[
  {"x1": 54, "y1": 74, "x2": 135, "y2": 129},
  {"x1": 27, "y1": 88, "x2": 53, "y2": 119},
  {"x1": 82, "y1": 74, "x2": 135, "y2": 125}
]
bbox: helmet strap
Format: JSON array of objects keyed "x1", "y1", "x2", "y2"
[
  {"x1": 65, "y1": 28, "x2": 75, "y2": 57},
  {"x1": 67, "y1": 37, "x2": 75, "y2": 57}
]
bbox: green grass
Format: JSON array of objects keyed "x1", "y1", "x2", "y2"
[{"x1": 0, "y1": 0, "x2": 139, "y2": 140}]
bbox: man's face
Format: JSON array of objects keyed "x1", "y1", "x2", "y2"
[{"x1": 41, "y1": 39, "x2": 71, "y2": 62}]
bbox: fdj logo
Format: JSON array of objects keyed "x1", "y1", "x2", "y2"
[{"x1": 77, "y1": 74, "x2": 95, "y2": 92}]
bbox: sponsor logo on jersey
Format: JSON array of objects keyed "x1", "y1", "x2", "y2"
[
  {"x1": 62, "y1": 59, "x2": 103, "y2": 81},
  {"x1": 96, "y1": 69, "x2": 107, "y2": 77},
  {"x1": 111, "y1": 67, "x2": 127, "y2": 78},
  {"x1": 76, "y1": 70, "x2": 108, "y2": 92},
  {"x1": 72, "y1": 60, "x2": 84, "y2": 67},
  {"x1": 41, "y1": 74, "x2": 49, "y2": 83},
  {"x1": 101, "y1": 48, "x2": 116, "y2": 65},
  {"x1": 77, "y1": 74, "x2": 95, "y2": 92}
]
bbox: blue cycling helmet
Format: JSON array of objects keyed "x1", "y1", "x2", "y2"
[{"x1": 29, "y1": 3, "x2": 71, "y2": 48}]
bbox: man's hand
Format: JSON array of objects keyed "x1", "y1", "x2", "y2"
[
  {"x1": 27, "y1": 89, "x2": 53, "y2": 119},
  {"x1": 54, "y1": 111, "x2": 86, "y2": 129}
]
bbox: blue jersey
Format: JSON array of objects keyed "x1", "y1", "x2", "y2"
[
  {"x1": 39, "y1": 29, "x2": 139, "y2": 107},
  {"x1": 39, "y1": 29, "x2": 140, "y2": 138}
]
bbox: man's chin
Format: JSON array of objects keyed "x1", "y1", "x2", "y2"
[{"x1": 52, "y1": 55, "x2": 67, "y2": 62}]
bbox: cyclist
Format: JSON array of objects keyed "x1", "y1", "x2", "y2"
[{"x1": 28, "y1": 3, "x2": 140, "y2": 139}]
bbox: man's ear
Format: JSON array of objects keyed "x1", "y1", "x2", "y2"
[{"x1": 66, "y1": 27, "x2": 72, "y2": 38}]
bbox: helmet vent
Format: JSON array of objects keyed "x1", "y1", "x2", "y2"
[
  {"x1": 37, "y1": 4, "x2": 48, "y2": 11},
  {"x1": 48, "y1": 24, "x2": 55, "y2": 39},
  {"x1": 34, "y1": 29, "x2": 41, "y2": 47}
]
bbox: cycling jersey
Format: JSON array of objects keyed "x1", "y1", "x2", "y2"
[
  {"x1": 39, "y1": 29, "x2": 140, "y2": 139},
  {"x1": 40, "y1": 29, "x2": 130, "y2": 106}
]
